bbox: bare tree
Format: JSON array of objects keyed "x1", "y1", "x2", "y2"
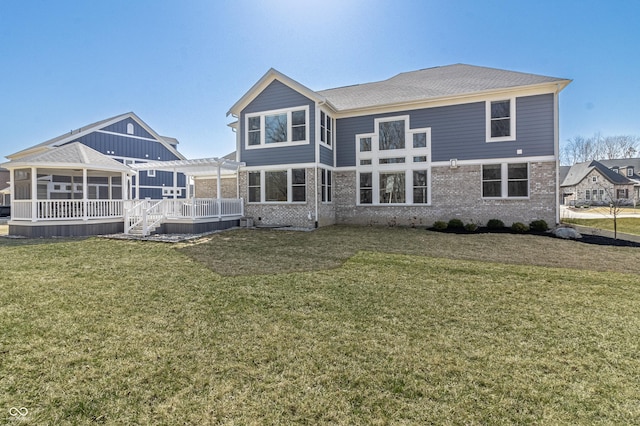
[
  {"x1": 560, "y1": 133, "x2": 640, "y2": 165},
  {"x1": 597, "y1": 183, "x2": 631, "y2": 239}
]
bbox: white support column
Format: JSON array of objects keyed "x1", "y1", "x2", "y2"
[
  {"x1": 122, "y1": 172, "x2": 128, "y2": 201},
  {"x1": 216, "y1": 164, "x2": 222, "y2": 200},
  {"x1": 173, "y1": 168, "x2": 178, "y2": 200},
  {"x1": 134, "y1": 173, "x2": 139, "y2": 200},
  {"x1": 236, "y1": 166, "x2": 240, "y2": 199},
  {"x1": 186, "y1": 175, "x2": 191, "y2": 199},
  {"x1": 9, "y1": 168, "x2": 15, "y2": 220},
  {"x1": 31, "y1": 167, "x2": 37, "y2": 222},
  {"x1": 83, "y1": 168, "x2": 88, "y2": 221}
]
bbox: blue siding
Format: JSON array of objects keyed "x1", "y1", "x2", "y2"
[
  {"x1": 136, "y1": 170, "x2": 186, "y2": 188},
  {"x1": 101, "y1": 118, "x2": 155, "y2": 139},
  {"x1": 77, "y1": 133, "x2": 181, "y2": 161},
  {"x1": 319, "y1": 145, "x2": 334, "y2": 166},
  {"x1": 71, "y1": 127, "x2": 187, "y2": 199},
  {"x1": 336, "y1": 94, "x2": 555, "y2": 167},
  {"x1": 240, "y1": 80, "x2": 316, "y2": 166}
]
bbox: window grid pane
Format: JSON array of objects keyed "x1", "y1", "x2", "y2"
[
  {"x1": 265, "y1": 114, "x2": 288, "y2": 144},
  {"x1": 291, "y1": 169, "x2": 306, "y2": 202},
  {"x1": 379, "y1": 172, "x2": 406, "y2": 203},
  {"x1": 379, "y1": 120, "x2": 405, "y2": 150},
  {"x1": 265, "y1": 171, "x2": 287, "y2": 201},
  {"x1": 507, "y1": 163, "x2": 528, "y2": 197},
  {"x1": 360, "y1": 173, "x2": 372, "y2": 204}
]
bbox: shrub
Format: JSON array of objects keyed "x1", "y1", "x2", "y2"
[
  {"x1": 447, "y1": 218, "x2": 464, "y2": 229},
  {"x1": 529, "y1": 219, "x2": 549, "y2": 232},
  {"x1": 464, "y1": 222, "x2": 478, "y2": 232},
  {"x1": 432, "y1": 221, "x2": 448, "y2": 231},
  {"x1": 511, "y1": 222, "x2": 529, "y2": 233},
  {"x1": 486, "y1": 219, "x2": 505, "y2": 229}
]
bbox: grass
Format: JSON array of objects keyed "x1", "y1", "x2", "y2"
[
  {"x1": 1, "y1": 227, "x2": 640, "y2": 424},
  {"x1": 562, "y1": 217, "x2": 640, "y2": 236}
]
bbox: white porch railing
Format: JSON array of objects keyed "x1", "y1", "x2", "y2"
[
  {"x1": 11, "y1": 200, "x2": 123, "y2": 221},
  {"x1": 123, "y1": 198, "x2": 244, "y2": 235}
]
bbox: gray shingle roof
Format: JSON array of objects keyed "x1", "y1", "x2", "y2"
[
  {"x1": 561, "y1": 160, "x2": 632, "y2": 187},
  {"x1": 2, "y1": 142, "x2": 131, "y2": 172},
  {"x1": 318, "y1": 64, "x2": 569, "y2": 111}
]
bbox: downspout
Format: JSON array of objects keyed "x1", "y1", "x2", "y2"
[
  {"x1": 554, "y1": 83, "x2": 561, "y2": 225},
  {"x1": 314, "y1": 101, "x2": 325, "y2": 228}
]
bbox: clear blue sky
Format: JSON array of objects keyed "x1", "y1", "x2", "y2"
[{"x1": 1, "y1": 0, "x2": 639, "y2": 160}]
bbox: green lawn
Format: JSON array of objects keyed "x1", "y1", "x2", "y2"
[
  {"x1": 1, "y1": 227, "x2": 639, "y2": 424},
  {"x1": 562, "y1": 217, "x2": 640, "y2": 236}
]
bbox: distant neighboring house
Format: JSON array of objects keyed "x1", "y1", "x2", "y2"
[
  {"x1": 224, "y1": 64, "x2": 571, "y2": 228},
  {"x1": 1, "y1": 112, "x2": 243, "y2": 237},
  {"x1": 560, "y1": 159, "x2": 639, "y2": 206}
]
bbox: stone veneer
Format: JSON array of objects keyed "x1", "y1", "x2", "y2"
[
  {"x1": 237, "y1": 162, "x2": 557, "y2": 228},
  {"x1": 194, "y1": 176, "x2": 238, "y2": 199},
  {"x1": 334, "y1": 161, "x2": 558, "y2": 227},
  {"x1": 238, "y1": 168, "x2": 336, "y2": 228}
]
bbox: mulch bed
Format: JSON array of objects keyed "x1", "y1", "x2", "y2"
[{"x1": 429, "y1": 227, "x2": 640, "y2": 248}]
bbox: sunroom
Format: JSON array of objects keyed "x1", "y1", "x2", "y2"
[{"x1": 2, "y1": 143, "x2": 135, "y2": 237}]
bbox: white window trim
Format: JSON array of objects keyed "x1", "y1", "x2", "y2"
[
  {"x1": 147, "y1": 169, "x2": 156, "y2": 178},
  {"x1": 247, "y1": 168, "x2": 307, "y2": 204},
  {"x1": 481, "y1": 162, "x2": 529, "y2": 199},
  {"x1": 244, "y1": 106, "x2": 310, "y2": 150},
  {"x1": 162, "y1": 187, "x2": 183, "y2": 197},
  {"x1": 320, "y1": 168, "x2": 333, "y2": 204},
  {"x1": 486, "y1": 98, "x2": 516, "y2": 143},
  {"x1": 357, "y1": 169, "x2": 431, "y2": 205},
  {"x1": 355, "y1": 115, "x2": 431, "y2": 206},
  {"x1": 126, "y1": 123, "x2": 134, "y2": 135},
  {"x1": 319, "y1": 109, "x2": 334, "y2": 150}
]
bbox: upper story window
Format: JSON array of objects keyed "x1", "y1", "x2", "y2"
[
  {"x1": 320, "y1": 111, "x2": 334, "y2": 147},
  {"x1": 126, "y1": 123, "x2": 134, "y2": 135},
  {"x1": 486, "y1": 98, "x2": 516, "y2": 142},
  {"x1": 627, "y1": 167, "x2": 634, "y2": 177},
  {"x1": 379, "y1": 120, "x2": 405, "y2": 150},
  {"x1": 245, "y1": 106, "x2": 309, "y2": 149}
]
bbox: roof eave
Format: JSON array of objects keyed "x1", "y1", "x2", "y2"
[
  {"x1": 227, "y1": 68, "x2": 326, "y2": 117},
  {"x1": 332, "y1": 79, "x2": 573, "y2": 115}
]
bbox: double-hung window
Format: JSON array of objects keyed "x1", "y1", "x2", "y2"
[
  {"x1": 321, "y1": 169, "x2": 332, "y2": 203},
  {"x1": 486, "y1": 98, "x2": 516, "y2": 142},
  {"x1": 320, "y1": 111, "x2": 333, "y2": 147},
  {"x1": 482, "y1": 163, "x2": 529, "y2": 198},
  {"x1": 247, "y1": 169, "x2": 306, "y2": 203},
  {"x1": 245, "y1": 106, "x2": 309, "y2": 148}
]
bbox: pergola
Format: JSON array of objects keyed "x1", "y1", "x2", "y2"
[{"x1": 129, "y1": 157, "x2": 245, "y2": 199}]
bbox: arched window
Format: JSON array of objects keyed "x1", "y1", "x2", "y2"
[{"x1": 126, "y1": 123, "x2": 134, "y2": 135}]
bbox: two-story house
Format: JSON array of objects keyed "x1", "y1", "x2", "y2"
[
  {"x1": 227, "y1": 64, "x2": 571, "y2": 228},
  {"x1": 561, "y1": 158, "x2": 640, "y2": 206}
]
